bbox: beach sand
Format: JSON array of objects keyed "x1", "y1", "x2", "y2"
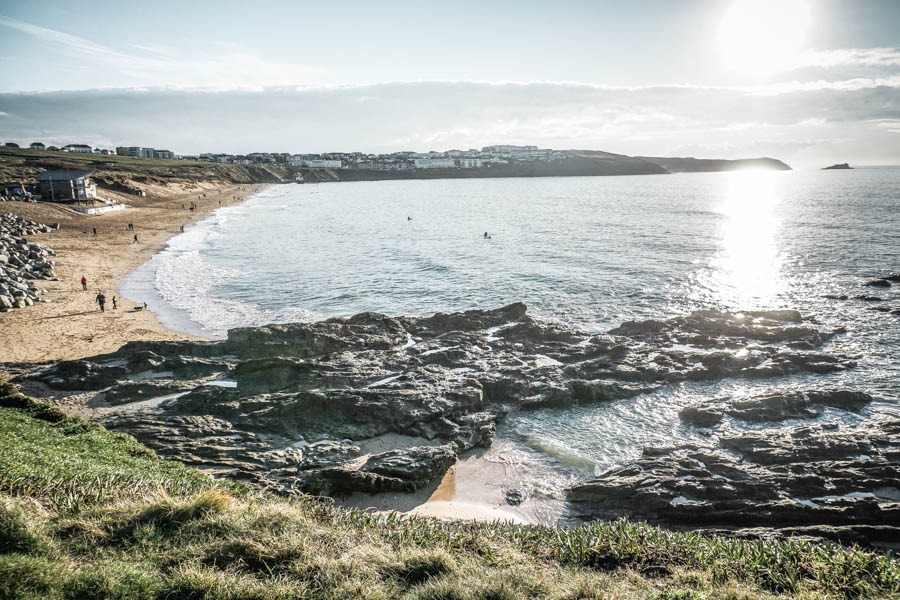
[{"x1": 0, "y1": 181, "x2": 265, "y2": 364}]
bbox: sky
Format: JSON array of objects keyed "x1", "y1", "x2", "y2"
[{"x1": 1, "y1": 0, "x2": 899, "y2": 168}]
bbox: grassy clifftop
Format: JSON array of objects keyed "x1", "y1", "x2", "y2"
[
  {"x1": 0, "y1": 381, "x2": 897, "y2": 599},
  {"x1": 0, "y1": 148, "x2": 294, "y2": 188}
]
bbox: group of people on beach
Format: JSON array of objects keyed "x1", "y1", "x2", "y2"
[
  {"x1": 81, "y1": 274, "x2": 146, "y2": 313},
  {"x1": 82, "y1": 276, "x2": 114, "y2": 312}
]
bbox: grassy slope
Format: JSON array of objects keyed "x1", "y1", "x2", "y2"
[
  {"x1": 0, "y1": 147, "x2": 293, "y2": 186},
  {"x1": 0, "y1": 382, "x2": 897, "y2": 600}
]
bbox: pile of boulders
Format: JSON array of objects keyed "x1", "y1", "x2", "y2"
[{"x1": 0, "y1": 213, "x2": 58, "y2": 310}]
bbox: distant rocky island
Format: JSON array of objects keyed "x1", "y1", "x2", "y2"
[{"x1": 822, "y1": 163, "x2": 853, "y2": 170}]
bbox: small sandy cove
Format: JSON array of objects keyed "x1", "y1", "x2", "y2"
[{"x1": 0, "y1": 182, "x2": 265, "y2": 364}]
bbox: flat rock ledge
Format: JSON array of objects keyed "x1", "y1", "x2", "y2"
[
  {"x1": 567, "y1": 418, "x2": 900, "y2": 549},
  {"x1": 25, "y1": 304, "x2": 856, "y2": 503}
]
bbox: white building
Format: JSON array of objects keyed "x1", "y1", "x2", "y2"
[
  {"x1": 457, "y1": 158, "x2": 484, "y2": 169},
  {"x1": 298, "y1": 159, "x2": 342, "y2": 168},
  {"x1": 414, "y1": 158, "x2": 455, "y2": 169},
  {"x1": 62, "y1": 144, "x2": 93, "y2": 153}
]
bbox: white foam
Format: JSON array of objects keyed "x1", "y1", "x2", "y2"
[
  {"x1": 669, "y1": 496, "x2": 706, "y2": 507},
  {"x1": 367, "y1": 374, "x2": 402, "y2": 388},
  {"x1": 534, "y1": 354, "x2": 563, "y2": 367}
]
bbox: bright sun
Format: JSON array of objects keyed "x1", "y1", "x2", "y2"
[{"x1": 718, "y1": 0, "x2": 811, "y2": 77}]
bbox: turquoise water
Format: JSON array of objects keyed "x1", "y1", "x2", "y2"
[{"x1": 124, "y1": 169, "x2": 900, "y2": 511}]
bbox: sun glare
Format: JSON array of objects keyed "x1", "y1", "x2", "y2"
[
  {"x1": 718, "y1": 0, "x2": 811, "y2": 77},
  {"x1": 709, "y1": 171, "x2": 784, "y2": 308}
]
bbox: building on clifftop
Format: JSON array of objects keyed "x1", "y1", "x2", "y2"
[{"x1": 37, "y1": 169, "x2": 97, "y2": 202}]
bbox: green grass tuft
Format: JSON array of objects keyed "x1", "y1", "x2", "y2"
[
  {"x1": 0, "y1": 553, "x2": 63, "y2": 600},
  {"x1": 0, "y1": 499, "x2": 46, "y2": 555}
]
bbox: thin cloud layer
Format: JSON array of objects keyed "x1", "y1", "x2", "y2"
[
  {"x1": 1, "y1": 80, "x2": 898, "y2": 167},
  {"x1": 0, "y1": 16, "x2": 328, "y2": 90}
]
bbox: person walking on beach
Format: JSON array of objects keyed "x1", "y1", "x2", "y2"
[
  {"x1": 92, "y1": 227, "x2": 97, "y2": 236},
  {"x1": 96, "y1": 291, "x2": 106, "y2": 312},
  {"x1": 133, "y1": 234, "x2": 139, "y2": 244},
  {"x1": 81, "y1": 276, "x2": 87, "y2": 291},
  {"x1": 112, "y1": 296, "x2": 117, "y2": 310}
]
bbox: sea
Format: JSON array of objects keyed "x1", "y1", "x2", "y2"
[{"x1": 122, "y1": 168, "x2": 900, "y2": 520}]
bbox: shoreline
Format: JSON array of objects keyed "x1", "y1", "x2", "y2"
[
  {"x1": 0, "y1": 183, "x2": 532, "y2": 525},
  {"x1": 0, "y1": 182, "x2": 267, "y2": 364}
]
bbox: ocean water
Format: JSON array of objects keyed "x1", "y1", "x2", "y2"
[{"x1": 123, "y1": 169, "x2": 900, "y2": 516}]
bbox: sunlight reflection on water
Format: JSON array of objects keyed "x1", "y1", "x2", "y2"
[{"x1": 696, "y1": 171, "x2": 785, "y2": 308}]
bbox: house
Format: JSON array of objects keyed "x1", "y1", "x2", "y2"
[
  {"x1": 37, "y1": 170, "x2": 97, "y2": 202},
  {"x1": 29, "y1": 142, "x2": 46, "y2": 151},
  {"x1": 116, "y1": 146, "x2": 157, "y2": 158},
  {"x1": 413, "y1": 158, "x2": 455, "y2": 169},
  {"x1": 62, "y1": 144, "x2": 93, "y2": 153},
  {"x1": 457, "y1": 158, "x2": 484, "y2": 169}
]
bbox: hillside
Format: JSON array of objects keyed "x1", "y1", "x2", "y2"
[
  {"x1": 1, "y1": 148, "x2": 794, "y2": 193},
  {"x1": 0, "y1": 148, "x2": 295, "y2": 194},
  {"x1": 1, "y1": 380, "x2": 897, "y2": 599},
  {"x1": 637, "y1": 156, "x2": 792, "y2": 172}
]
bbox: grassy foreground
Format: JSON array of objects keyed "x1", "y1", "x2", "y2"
[{"x1": 0, "y1": 381, "x2": 897, "y2": 600}]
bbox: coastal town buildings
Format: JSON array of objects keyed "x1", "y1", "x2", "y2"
[
  {"x1": 116, "y1": 146, "x2": 173, "y2": 159},
  {"x1": 4, "y1": 139, "x2": 568, "y2": 173}
]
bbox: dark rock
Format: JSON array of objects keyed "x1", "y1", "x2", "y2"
[
  {"x1": 864, "y1": 279, "x2": 892, "y2": 288},
  {"x1": 680, "y1": 389, "x2": 872, "y2": 426},
  {"x1": 36, "y1": 360, "x2": 128, "y2": 390},
  {"x1": 854, "y1": 295, "x2": 884, "y2": 302},
  {"x1": 567, "y1": 417, "x2": 900, "y2": 548},
  {"x1": 362, "y1": 445, "x2": 456, "y2": 487},
  {"x1": 505, "y1": 489, "x2": 527, "y2": 506},
  {"x1": 22, "y1": 304, "x2": 858, "y2": 500}
]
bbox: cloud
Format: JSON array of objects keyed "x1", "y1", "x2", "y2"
[
  {"x1": 0, "y1": 16, "x2": 328, "y2": 89},
  {"x1": 0, "y1": 16, "x2": 130, "y2": 62},
  {"x1": 792, "y1": 47, "x2": 900, "y2": 69},
  {"x1": 0, "y1": 80, "x2": 897, "y2": 166}
]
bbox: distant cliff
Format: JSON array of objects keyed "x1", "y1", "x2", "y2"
[
  {"x1": 637, "y1": 156, "x2": 792, "y2": 172},
  {"x1": 1, "y1": 147, "x2": 795, "y2": 191},
  {"x1": 822, "y1": 163, "x2": 852, "y2": 170}
]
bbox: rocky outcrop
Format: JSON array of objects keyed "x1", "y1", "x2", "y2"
[
  {"x1": 679, "y1": 389, "x2": 873, "y2": 427},
  {"x1": 638, "y1": 156, "x2": 792, "y2": 172},
  {"x1": 25, "y1": 305, "x2": 856, "y2": 499},
  {"x1": 0, "y1": 213, "x2": 57, "y2": 311},
  {"x1": 822, "y1": 163, "x2": 852, "y2": 170},
  {"x1": 567, "y1": 418, "x2": 900, "y2": 549}
]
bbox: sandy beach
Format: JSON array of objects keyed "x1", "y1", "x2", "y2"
[{"x1": 0, "y1": 181, "x2": 266, "y2": 365}]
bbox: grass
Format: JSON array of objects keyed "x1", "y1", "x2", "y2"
[
  {"x1": 0, "y1": 146, "x2": 289, "y2": 186},
  {"x1": 0, "y1": 380, "x2": 897, "y2": 599}
]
